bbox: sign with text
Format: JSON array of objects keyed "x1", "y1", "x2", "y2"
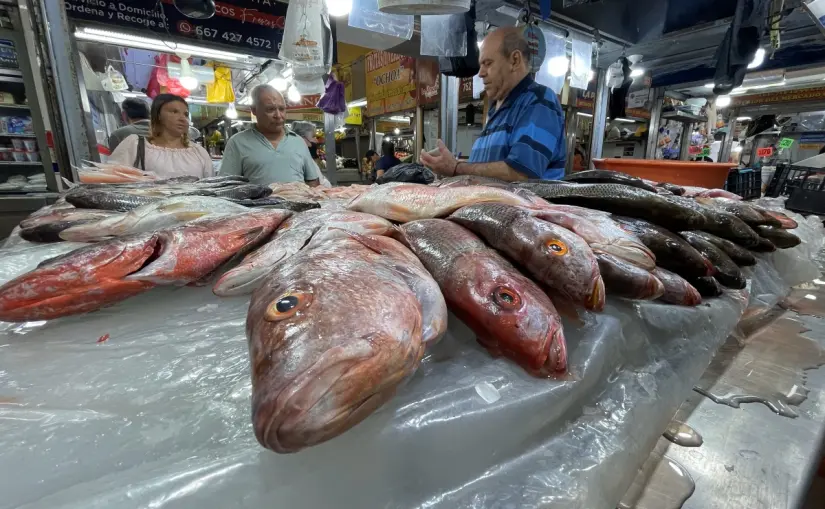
[
  {"x1": 365, "y1": 50, "x2": 416, "y2": 117},
  {"x1": 65, "y1": 0, "x2": 287, "y2": 57},
  {"x1": 345, "y1": 106, "x2": 362, "y2": 125},
  {"x1": 416, "y1": 59, "x2": 440, "y2": 108},
  {"x1": 731, "y1": 87, "x2": 825, "y2": 108},
  {"x1": 779, "y1": 138, "x2": 795, "y2": 149},
  {"x1": 757, "y1": 146, "x2": 774, "y2": 158}
]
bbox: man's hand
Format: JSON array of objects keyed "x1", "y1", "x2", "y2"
[{"x1": 420, "y1": 139, "x2": 459, "y2": 176}]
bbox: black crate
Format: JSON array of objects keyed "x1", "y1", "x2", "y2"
[
  {"x1": 764, "y1": 163, "x2": 825, "y2": 215},
  {"x1": 724, "y1": 168, "x2": 761, "y2": 200}
]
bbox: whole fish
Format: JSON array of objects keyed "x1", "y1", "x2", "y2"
[
  {"x1": 398, "y1": 219, "x2": 567, "y2": 375},
  {"x1": 214, "y1": 210, "x2": 394, "y2": 296},
  {"x1": 200, "y1": 175, "x2": 249, "y2": 184},
  {"x1": 695, "y1": 197, "x2": 772, "y2": 227},
  {"x1": 532, "y1": 205, "x2": 656, "y2": 270},
  {"x1": 247, "y1": 233, "x2": 447, "y2": 453},
  {"x1": 19, "y1": 208, "x2": 117, "y2": 230},
  {"x1": 680, "y1": 232, "x2": 746, "y2": 289},
  {"x1": 751, "y1": 236, "x2": 777, "y2": 252},
  {"x1": 20, "y1": 219, "x2": 100, "y2": 243},
  {"x1": 755, "y1": 226, "x2": 802, "y2": 249},
  {"x1": 653, "y1": 268, "x2": 702, "y2": 306},
  {"x1": 612, "y1": 216, "x2": 713, "y2": 278},
  {"x1": 60, "y1": 196, "x2": 251, "y2": 242},
  {"x1": 347, "y1": 182, "x2": 534, "y2": 222},
  {"x1": 211, "y1": 184, "x2": 273, "y2": 200},
  {"x1": 752, "y1": 205, "x2": 797, "y2": 229},
  {"x1": 126, "y1": 211, "x2": 290, "y2": 286},
  {"x1": 596, "y1": 253, "x2": 664, "y2": 300},
  {"x1": 654, "y1": 182, "x2": 685, "y2": 195},
  {"x1": 688, "y1": 276, "x2": 724, "y2": 297},
  {"x1": 0, "y1": 234, "x2": 158, "y2": 321},
  {"x1": 680, "y1": 186, "x2": 742, "y2": 200},
  {"x1": 690, "y1": 231, "x2": 756, "y2": 266},
  {"x1": 65, "y1": 188, "x2": 161, "y2": 211},
  {"x1": 516, "y1": 182, "x2": 708, "y2": 231},
  {"x1": 664, "y1": 195, "x2": 760, "y2": 247},
  {"x1": 563, "y1": 170, "x2": 658, "y2": 192},
  {"x1": 448, "y1": 203, "x2": 604, "y2": 311},
  {"x1": 228, "y1": 197, "x2": 321, "y2": 212}
]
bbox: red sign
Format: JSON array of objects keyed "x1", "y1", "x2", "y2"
[
  {"x1": 757, "y1": 147, "x2": 774, "y2": 158},
  {"x1": 688, "y1": 145, "x2": 702, "y2": 155}
]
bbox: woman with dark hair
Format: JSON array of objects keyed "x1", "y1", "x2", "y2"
[{"x1": 109, "y1": 93, "x2": 213, "y2": 178}]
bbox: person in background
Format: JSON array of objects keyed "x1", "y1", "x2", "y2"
[
  {"x1": 107, "y1": 98, "x2": 150, "y2": 151},
  {"x1": 109, "y1": 93, "x2": 213, "y2": 178},
  {"x1": 573, "y1": 144, "x2": 586, "y2": 172},
  {"x1": 373, "y1": 140, "x2": 401, "y2": 181},
  {"x1": 420, "y1": 27, "x2": 566, "y2": 180},
  {"x1": 291, "y1": 120, "x2": 331, "y2": 187},
  {"x1": 220, "y1": 85, "x2": 320, "y2": 187}
]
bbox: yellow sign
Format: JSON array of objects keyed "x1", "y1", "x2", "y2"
[
  {"x1": 345, "y1": 106, "x2": 362, "y2": 125},
  {"x1": 365, "y1": 50, "x2": 416, "y2": 117},
  {"x1": 732, "y1": 87, "x2": 825, "y2": 107},
  {"x1": 286, "y1": 111, "x2": 324, "y2": 123}
]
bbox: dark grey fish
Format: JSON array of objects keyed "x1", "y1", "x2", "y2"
[
  {"x1": 755, "y1": 226, "x2": 802, "y2": 249},
  {"x1": 653, "y1": 268, "x2": 702, "y2": 306},
  {"x1": 65, "y1": 189, "x2": 161, "y2": 211},
  {"x1": 211, "y1": 184, "x2": 273, "y2": 200},
  {"x1": 664, "y1": 195, "x2": 760, "y2": 247},
  {"x1": 690, "y1": 231, "x2": 756, "y2": 266},
  {"x1": 515, "y1": 182, "x2": 707, "y2": 231},
  {"x1": 680, "y1": 231, "x2": 746, "y2": 289},
  {"x1": 611, "y1": 216, "x2": 713, "y2": 279},
  {"x1": 20, "y1": 220, "x2": 96, "y2": 243},
  {"x1": 228, "y1": 197, "x2": 320, "y2": 212},
  {"x1": 750, "y1": 236, "x2": 777, "y2": 252},
  {"x1": 656, "y1": 182, "x2": 685, "y2": 195},
  {"x1": 695, "y1": 197, "x2": 778, "y2": 227},
  {"x1": 563, "y1": 170, "x2": 658, "y2": 192},
  {"x1": 596, "y1": 252, "x2": 664, "y2": 300},
  {"x1": 199, "y1": 175, "x2": 250, "y2": 184},
  {"x1": 688, "y1": 276, "x2": 724, "y2": 297}
]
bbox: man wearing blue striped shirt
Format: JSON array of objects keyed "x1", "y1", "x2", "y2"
[{"x1": 421, "y1": 27, "x2": 567, "y2": 181}]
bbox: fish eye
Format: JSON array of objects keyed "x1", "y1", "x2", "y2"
[
  {"x1": 265, "y1": 291, "x2": 312, "y2": 321},
  {"x1": 546, "y1": 239, "x2": 568, "y2": 255},
  {"x1": 493, "y1": 286, "x2": 522, "y2": 309}
]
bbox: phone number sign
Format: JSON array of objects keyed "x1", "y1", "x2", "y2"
[{"x1": 65, "y1": 0, "x2": 287, "y2": 57}]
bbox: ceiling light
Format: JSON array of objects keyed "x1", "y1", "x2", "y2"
[
  {"x1": 547, "y1": 56, "x2": 570, "y2": 77},
  {"x1": 576, "y1": 112, "x2": 593, "y2": 118},
  {"x1": 737, "y1": 116, "x2": 752, "y2": 121},
  {"x1": 732, "y1": 145, "x2": 743, "y2": 152},
  {"x1": 326, "y1": 0, "x2": 352, "y2": 16},
  {"x1": 630, "y1": 68, "x2": 645, "y2": 78},
  {"x1": 615, "y1": 118, "x2": 636, "y2": 122},
  {"x1": 121, "y1": 91, "x2": 147, "y2": 98},
  {"x1": 184, "y1": 97, "x2": 212, "y2": 105},
  {"x1": 269, "y1": 77, "x2": 288, "y2": 92},
  {"x1": 348, "y1": 98, "x2": 367, "y2": 108},
  {"x1": 748, "y1": 48, "x2": 766, "y2": 69},
  {"x1": 394, "y1": 128, "x2": 400, "y2": 135},
  {"x1": 704, "y1": 83, "x2": 715, "y2": 89},
  {"x1": 730, "y1": 87, "x2": 747, "y2": 95},
  {"x1": 589, "y1": 70, "x2": 595, "y2": 82},
  {"x1": 177, "y1": 54, "x2": 199, "y2": 91},
  {"x1": 287, "y1": 86, "x2": 301, "y2": 104},
  {"x1": 716, "y1": 95, "x2": 731, "y2": 108},
  {"x1": 388, "y1": 116, "x2": 410, "y2": 123},
  {"x1": 225, "y1": 103, "x2": 238, "y2": 119},
  {"x1": 74, "y1": 28, "x2": 253, "y2": 62}
]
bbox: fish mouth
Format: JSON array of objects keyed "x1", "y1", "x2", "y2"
[
  {"x1": 586, "y1": 275, "x2": 606, "y2": 311},
  {"x1": 213, "y1": 266, "x2": 270, "y2": 296},
  {"x1": 592, "y1": 243, "x2": 655, "y2": 271},
  {"x1": 648, "y1": 275, "x2": 666, "y2": 300},
  {"x1": 544, "y1": 326, "x2": 567, "y2": 373}
]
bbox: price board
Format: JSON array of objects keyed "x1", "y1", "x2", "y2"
[
  {"x1": 778, "y1": 138, "x2": 795, "y2": 149},
  {"x1": 757, "y1": 147, "x2": 774, "y2": 158}
]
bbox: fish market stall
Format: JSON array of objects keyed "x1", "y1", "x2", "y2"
[{"x1": 0, "y1": 168, "x2": 823, "y2": 508}]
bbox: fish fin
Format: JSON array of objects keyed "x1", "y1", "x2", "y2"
[
  {"x1": 549, "y1": 294, "x2": 585, "y2": 327},
  {"x1": 334, "y1": 228, "x2": 388, "y2": 255},
  {"x1": 173, "y1": 211, "x2": 210, "y2": 222}
]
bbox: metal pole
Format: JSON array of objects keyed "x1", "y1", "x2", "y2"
[
  {"x1": 645, "y1": 88, "x2": 664, "y2": 159},
  {"x1": 719, "y1": 108, "x2": 739, "y2": 164},
  {"x1": 354, "y1": 126, "x2": 362, "y2": 177},
  {"x1": 679, "y1": 123, "x2": 693, "y2": 161},
  {"x1": 588, "y1": 69, "x2": 609, "y2": 163},
  {"x1": 324, "y1": 113, "x2": 338, "y2": 186},
  {"x1": 414, "y1": 106, "x2": 424, "y2": 163},
  {"x1": 440, "y1": 75, "x2": 459, "y2": 153},
  {"x1": 564, "y1": 106, "x2": 577, "y2": 175}
]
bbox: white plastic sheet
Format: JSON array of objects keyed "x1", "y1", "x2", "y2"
[
  {"x1": 0, "y1": 209, "x2": 821, "y2": 509},
  {"x1": 569, "y1": 34, "x2": 592, "y2": 90},
  {"x1": 349, "y1": 0, "x2": 414, "y2": 41}
]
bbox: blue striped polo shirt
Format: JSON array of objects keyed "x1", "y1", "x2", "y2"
[{"x1": 470, "y1": 76, "x2": 566, "y2": 179}]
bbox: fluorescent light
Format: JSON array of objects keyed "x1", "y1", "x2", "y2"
[
  {"x1": 74, "y1": 28, "x2": 253, "y2": 62},
  {"x1": 547, "y1": 56, "x2": 569, "y2": 77},
  {"x1": 716, "y1": 95, "x2": 731, "y2": 108},
  {"x1": 225, "y1": 103, "x2": 238, "y2": 119},
  {"x1": 388, "y1": 116, "x2": 410, "y2": 123},
  {"x1": 737, "y1": 116, "x2": 752, "y2": 121},
  {"x1": 326, "y1": 0, "x2": 352, "y2": 17},
  {"x1": 589, "y1": 70, "x2": 595, "y2": 81},
  {"x1": 730, "y1": 87, "x2": 747, "y2": 95},
  {"x1": 630, "y1": 68, "x2": 645, "y2": 78},
  {"x1": 732, "y1": 145, "x2": 743, "y2": 152},
  {"x1": 394, "y1": 127, "x2": 400, "y2": 135},
  {"x1": 269, "y1": 77, "x2": 288, "y2": 92},
  {"x1": 121, "y1": 91, "x2": 147, "y2": 98},
  {"x1": 178, "y1": 55, "x2": 199, "y2": 91},
  {"x1": 185, "y1": 97, "x2": 212, "y2": 105},
  {"x1": 577, "y1": 112, "x2": 593, "y2": 118},
  {"x1": 615, "y1": 118, "x2": 636, "y2": 122},
  {"x1": 748, "y1": 48, "x2": 766, "y2": 69},
  {"x1": 348, "y1": 98, "x2": 367, "y2": 108},
  {"x1": 704, "y1": 83, "x2": 715, "y2": 89},
  {"x1": 287, "y1": 86, "x2": 301, "y2": 104}
]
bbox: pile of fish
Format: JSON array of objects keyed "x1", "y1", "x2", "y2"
[{"x1": 0, "y1": 169, "x2": 806, "y2": 454}]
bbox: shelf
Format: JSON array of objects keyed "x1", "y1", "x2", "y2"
[
  {"x1": 662, "y1": 111, "x2": 708, "y2": 123},
  {"x1": 0, "y1": 103, "x2": 28, "y2": 110},
  {"x1": 0, "y1": 161, "x2": 41, "y2": 166},
  {"x1": 0, "y1": 133, "x2": 34, "y2": 137}
]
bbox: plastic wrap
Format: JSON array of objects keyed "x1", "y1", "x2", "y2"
[
  {"x1": 0, "y1": 211, "x2": 821, "y2": 509},
  {"x1": 569, "y1": 34, "x2": 592, "y2": 90},
  {"x1": 349, "y1": 0, "x2": 414, "y2": 40},
  {"x1": 420, "y1": 14, "x2": 467, "y2": 57}
]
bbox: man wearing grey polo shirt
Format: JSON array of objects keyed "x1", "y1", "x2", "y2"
[{"x1": 220, "y1": 84, "x2": 321, "y2": 187}]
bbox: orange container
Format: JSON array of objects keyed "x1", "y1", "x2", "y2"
[{"x1": 592, "y1": 159, "x2": 736, "y2": 188}]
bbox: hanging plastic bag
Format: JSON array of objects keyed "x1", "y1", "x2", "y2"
[
  {"x1": 438, "y1": 0, "x2": 479, "y2": 77},
  {"x1": 153, "y1": 54, "x2": 190, "y2": 98},
  {"x1": 80, "y1": 53, "x2": 104, "y2": 92},
  {"x1": 420, "y1": 14, "x2": 467, "y2": 57},
  {"x1": 569, "y1": 34, "x2": 592, "y2": 90},
  {"x1": 100, "y1": 64, "x2": 129, "y2": 92},
  {"x1": 317, "y1": 75, "x2": 346, "y2": 115},
  {"x1": 349, "y1": 0, "x2": 413, "y2": 40},
  {"x1": 206, "y1": 66, "x2": 235, "y2": 103},
  {"x1": 281, "y1": 0, "x2": 332, "y2": 96}
]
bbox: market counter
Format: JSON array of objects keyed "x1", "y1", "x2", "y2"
[{"x1": 0, "y1": 207, "x2": 821, "y2": 509}]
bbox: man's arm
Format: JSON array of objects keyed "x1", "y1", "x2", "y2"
[
  {"x1": 219, "y1": 138, "x2": 242, "y2": 176},
  {"x1": 302, "y1": 145, "x2": 321, "y2": 187},
  {"x1": 420, "y1": 140, "x2": 528, "y2": 181}
]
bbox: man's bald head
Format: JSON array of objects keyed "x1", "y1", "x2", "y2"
[
  {"x1": 479, "y1": 27, "x2": 531, "y2": 103},
  {"x1": 251, "y1": 84, "x2": 287, "y2": 136}
]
